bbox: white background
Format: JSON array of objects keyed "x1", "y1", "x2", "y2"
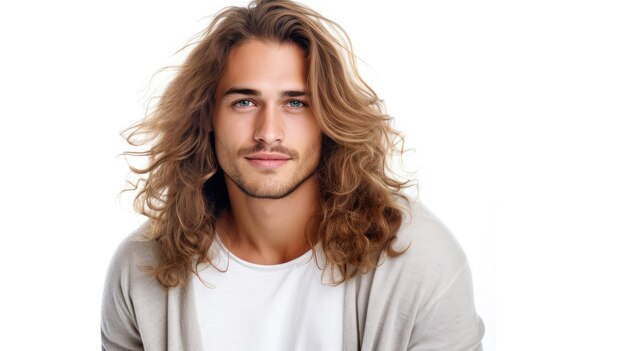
[{"x1": 1, "y1": 1, "x2": 624, "y2": 350}]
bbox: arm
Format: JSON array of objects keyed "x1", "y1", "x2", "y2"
[
  {"x1": 101, "y1": 239, "x2": 144, "y2": 351},
  {"x1": 408, "y1": 261, "x2": 485, "y2": 351}
]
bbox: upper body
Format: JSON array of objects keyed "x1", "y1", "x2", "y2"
[
  {"x1": 101, "y1": 199, "x2": 485, "y2": 350},
  {"x1": 103, "y1": 1, "x2": 485, "y2": 350}
]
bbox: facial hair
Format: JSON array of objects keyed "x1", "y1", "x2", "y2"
[{"x1": 219, "y1": 141, "x2": 321, "y2": 200}]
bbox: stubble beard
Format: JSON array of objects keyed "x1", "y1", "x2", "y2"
[
  {"x1": 216, "y1": 136, "x2": 323, "y2": 200},
  {"x1": 222, "y1": 164, "x2": 319, "y2": 200}
]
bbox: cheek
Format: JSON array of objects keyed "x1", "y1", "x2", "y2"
[
  {"x1": 214, "y1": 113, "x2": 252, "y2": 143},
  {"x1": 213, "y1": 128, "x2": 236, "y2": 156},
  {"x1": 213, "y1": 125, "x2": 251, "y2": 166},
  {"x1": 293, "y1": 115, "x2": 321, "y2": 140},
  {"x1": 212, "y1": 135, "x2": 227, "y2": 166},
  {"x1": 300, "y1": 131, "x2": 323, "y2": 158}
]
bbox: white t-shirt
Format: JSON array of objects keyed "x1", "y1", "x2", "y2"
[{"x1": 193, "y1": 234, "x2": 345, "y2": 351}]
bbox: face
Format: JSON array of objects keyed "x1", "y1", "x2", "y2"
[{"x1": 212, "y1": 40, "x2": 322, "y2": 199}]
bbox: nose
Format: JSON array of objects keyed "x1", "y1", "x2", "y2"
[{"x1": 253, "y1": 105, "x2": 284, "y2": 145}]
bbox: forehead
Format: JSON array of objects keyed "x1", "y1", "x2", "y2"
[{"x1": 216, "y1": 40, "x2": 307, "y2": 96}]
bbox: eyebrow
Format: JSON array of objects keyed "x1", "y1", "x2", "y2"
[{"x1": 222, "y1": 87, "x2": 308, "y2": 98}]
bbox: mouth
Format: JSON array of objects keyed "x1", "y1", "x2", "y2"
[{"x1": 244, "y1": 152, "x2": 292, "y2": 169}]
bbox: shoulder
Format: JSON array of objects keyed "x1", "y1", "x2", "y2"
[
  {"x1": 105, "y1": 221, "x2": 160, "y2": 282},
  {"x1": 102, "y1": 221, "x2": 164, "y2": 307},
  {"x1": 356, "y1": 196, "x2": 481, "y2": 341},
  {"x1": 101, "y1": 221, "x2": 165, "y2": 349},
  {"x1": 390, "y1": 197, "x2": 469, "y2": 271},
  {"x1": 377, "y1": 196, "x2": 472, "y2": 299}
]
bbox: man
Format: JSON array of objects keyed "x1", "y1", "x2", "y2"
[{"x1": 101, "y1": 1, "x2": 485, "y2": 350}]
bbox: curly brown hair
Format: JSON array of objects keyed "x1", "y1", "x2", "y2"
[{"x1": 122, "y1": 0, "x2": 415, "y2": 288}]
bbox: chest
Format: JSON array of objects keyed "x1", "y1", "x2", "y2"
[{"x1": 192, "y1": 252, "x2": 345, "y2": 350}]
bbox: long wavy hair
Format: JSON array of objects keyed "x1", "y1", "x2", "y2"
[{"x1": 122, "y1": 0, "x2": 414, "y2": 288}]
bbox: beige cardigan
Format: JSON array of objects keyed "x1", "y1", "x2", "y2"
[{"x1": 101, "y1": 200, "x2": 485, "y2": 350}]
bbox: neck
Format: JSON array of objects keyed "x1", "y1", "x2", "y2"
[{"x1": 216, "y1": 176, "x2": 320, "y2": 265}]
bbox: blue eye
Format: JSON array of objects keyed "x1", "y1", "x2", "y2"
[
  {"x1": 234, "y1": 99, "x2": 253, "y2": 108},
  {"x1": 288, "y1": 100, "x2": 306, "y2": 108}
]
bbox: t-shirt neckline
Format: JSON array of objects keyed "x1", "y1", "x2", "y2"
[{"x1": 214, "y1": 232, "x2": 314, "y2": 272}]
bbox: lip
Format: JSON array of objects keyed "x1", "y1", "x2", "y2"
[
  {"x1": 245, "y1": 152, "x2": 291, "y2": 160},
  {"x1": 245, "y1": 153, "x2": 292, "y2": 169}
]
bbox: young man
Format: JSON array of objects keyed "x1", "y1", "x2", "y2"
[{"x1": 101, "y1": 1, "x2": 485, "y2": 350}]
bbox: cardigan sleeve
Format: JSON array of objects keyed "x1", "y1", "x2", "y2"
[
  {"x1": 101, "y1": 236, "x2": 145, "y2": 351},
  {"x1": 408, "y1": 260, "x2": 485, "y2": 351}
]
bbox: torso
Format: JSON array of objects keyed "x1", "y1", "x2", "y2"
[{"x1": 192, "y1": 234, "x2": 345, "y2": 351}]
